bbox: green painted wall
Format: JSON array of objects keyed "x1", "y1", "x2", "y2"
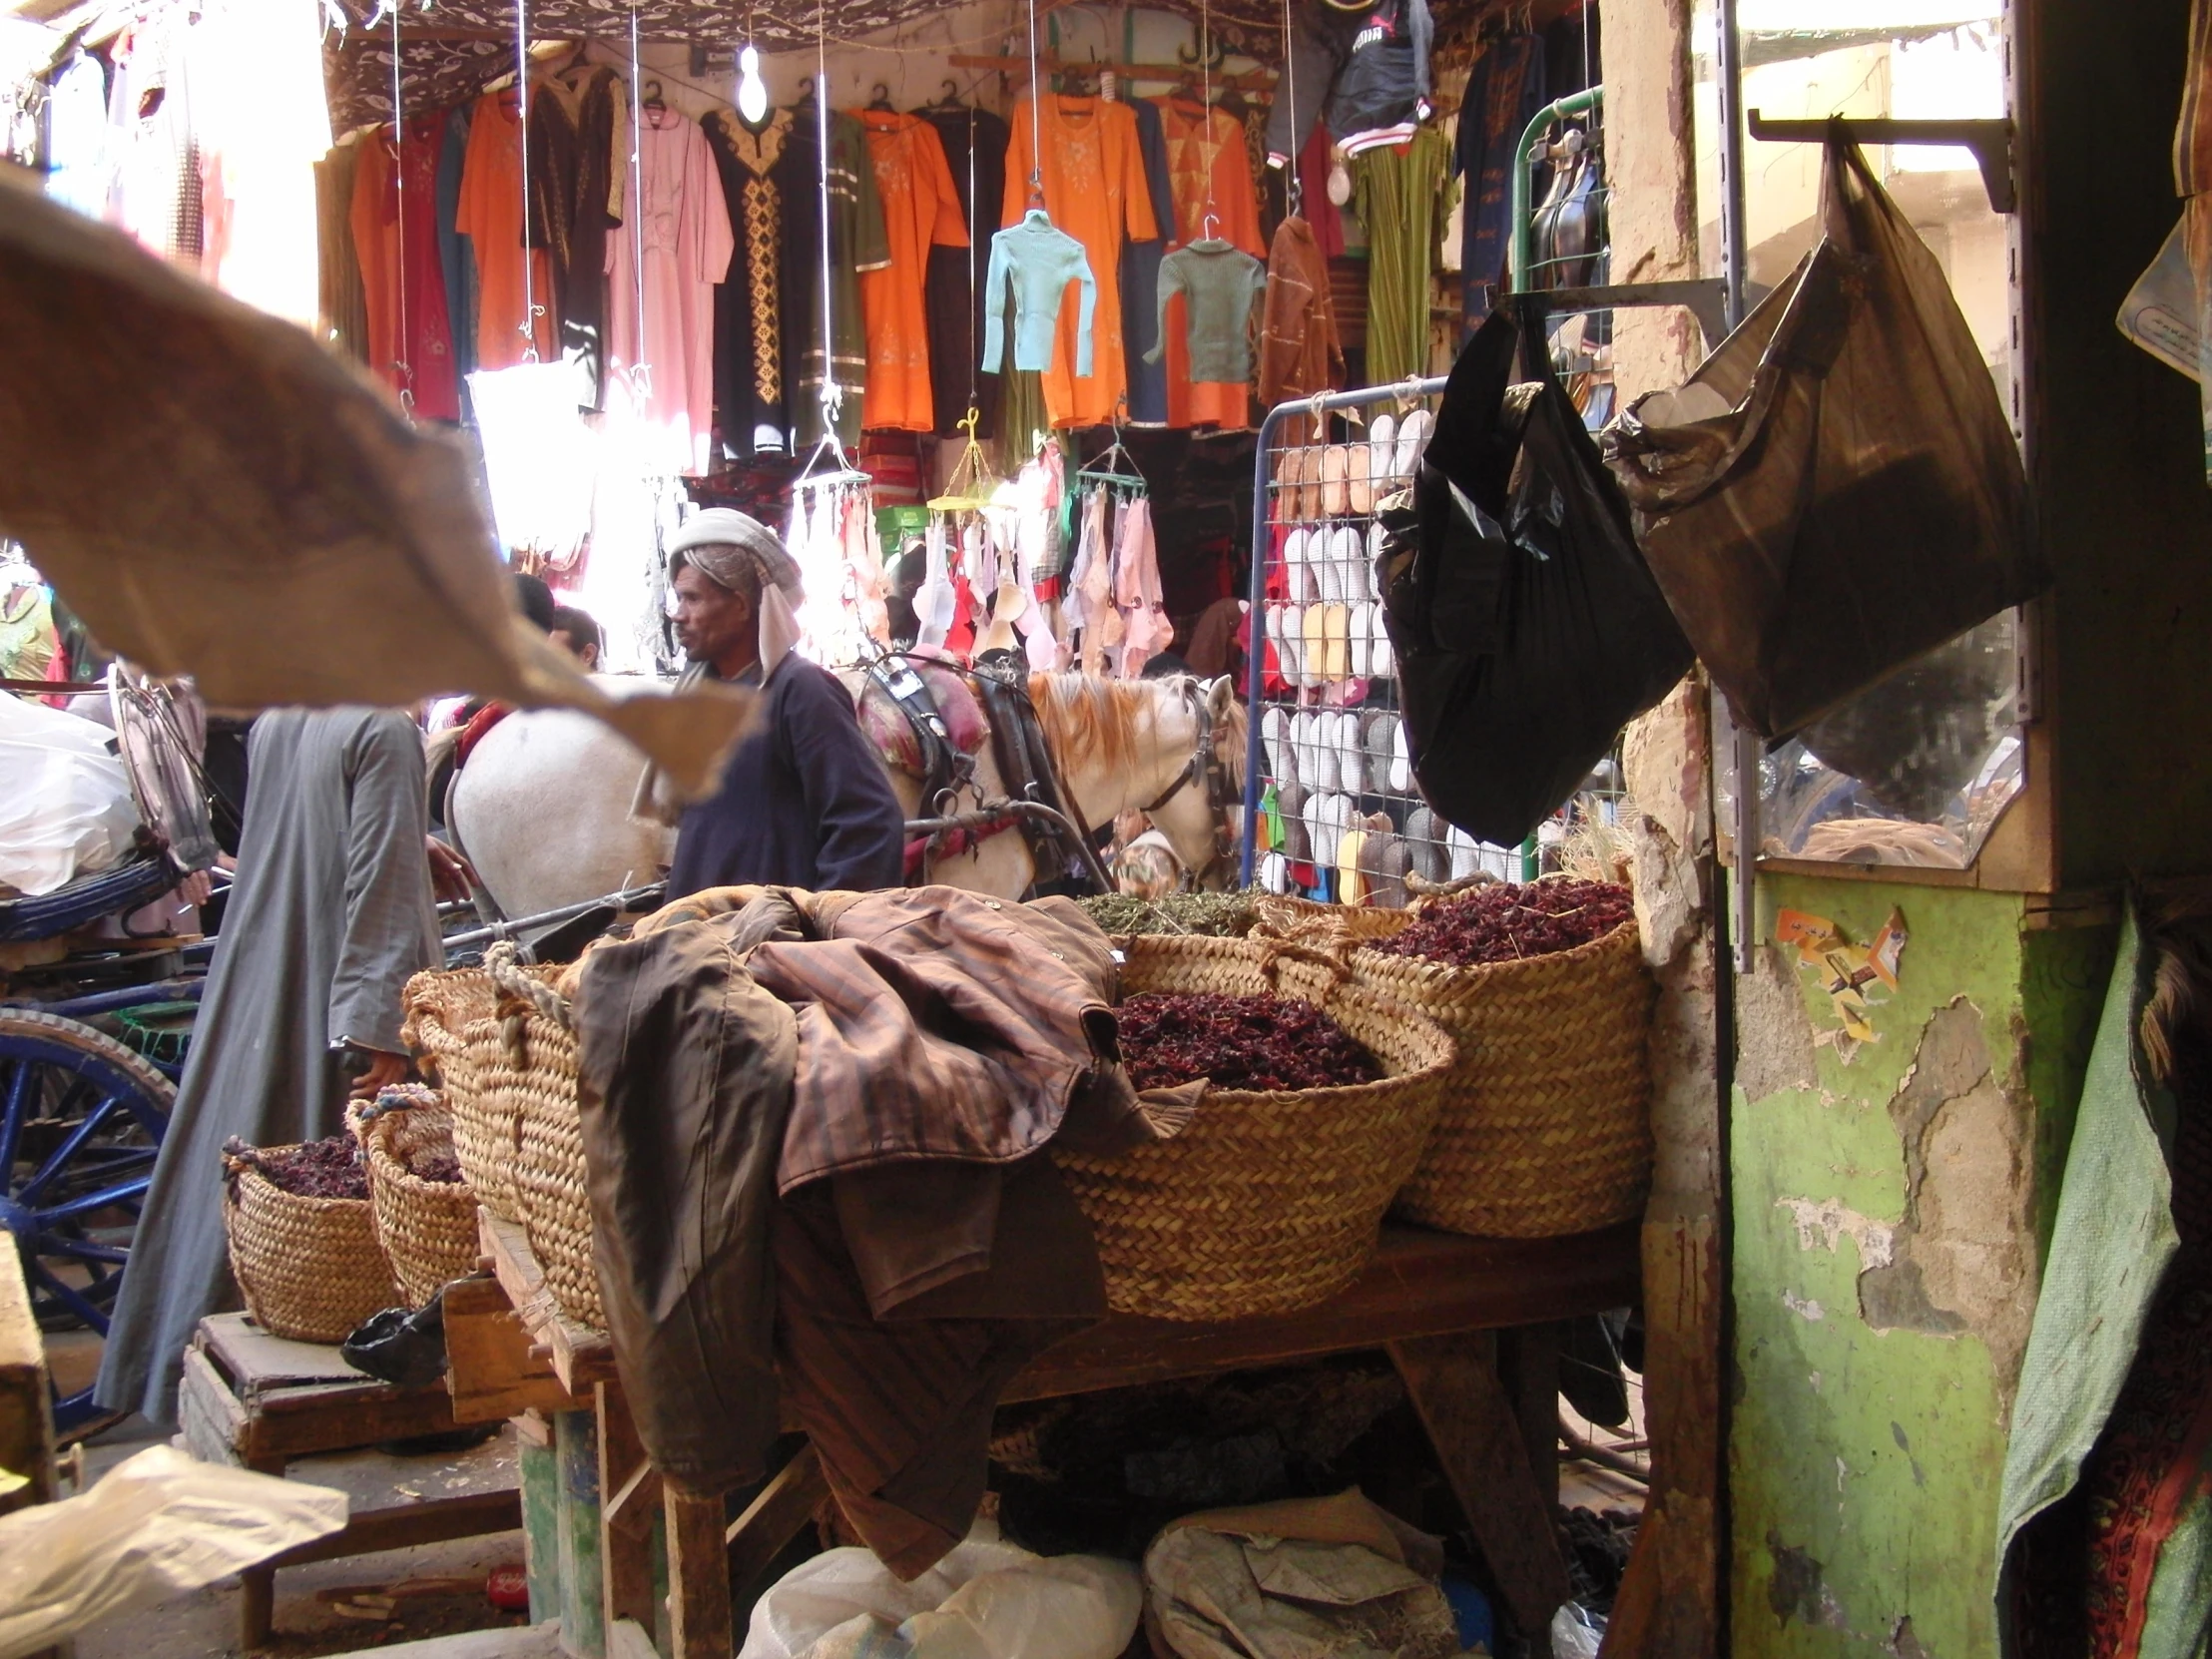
[{"x1": 1729, "y1": 875, "x2": 2112, "y2": 1659}]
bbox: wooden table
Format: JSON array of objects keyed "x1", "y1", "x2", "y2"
[
  {"x1": 446, "y1": 1210, "x2": 1641, "y2": 1659},
  {"x1": 180, "y1": 1313, "x2": 522, "y2": 1647}
]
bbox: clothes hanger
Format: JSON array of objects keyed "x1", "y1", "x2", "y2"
[{"x1": 640, "y1": 77, "x2": 666, "y2": 112}]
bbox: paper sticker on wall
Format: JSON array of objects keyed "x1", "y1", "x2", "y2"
[{"x1": 1776, "y1": 907, "x2": 1909, "y2": 1062}]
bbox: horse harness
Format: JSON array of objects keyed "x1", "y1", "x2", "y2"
[
  {"x1": 863, "y1": 653, "x2": 971, "y2": 815},
  {"x1": 1139, "y1": 677, "x2": 1237, "y2": 880}
]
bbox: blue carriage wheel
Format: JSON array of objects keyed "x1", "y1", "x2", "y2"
[{"x1": 0, "y1": 1009, "x2": 175, "y2": 1435}]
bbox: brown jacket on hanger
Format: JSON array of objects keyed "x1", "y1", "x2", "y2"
[{"x1": 1259, "y1": 215, "x2": 1344, "y2": 409}]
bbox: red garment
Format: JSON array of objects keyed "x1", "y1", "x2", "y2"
[
  {"x1": 455, "y1": 701, "x2": 513, "y2": 767},
  {"x1": 348, "y1": 112, "x2": 460, "y2": 421},
  {"x1": 1299, "y1": 119, "x2": 1346, "y2": 260}
]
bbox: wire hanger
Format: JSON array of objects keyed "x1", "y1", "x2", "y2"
[
  {"x1": 640, "y1": 77, "x2": 666, "y2": 112},
  {"x1": 928, "y1": 409, "x2": 1001, "y2": 511}
]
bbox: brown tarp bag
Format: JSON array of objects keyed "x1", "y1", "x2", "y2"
[{"x1": 1603, "y1": 128, "x2": 2040, "y2": 741}]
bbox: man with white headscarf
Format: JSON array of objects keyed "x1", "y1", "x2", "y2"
[{"x1": 659, "y1": 509, "x2": 904, "y2": 896}]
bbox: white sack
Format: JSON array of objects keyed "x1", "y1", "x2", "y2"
[
  {"x1": 740, "y1": 1518, "x2": 1140, "y2": 1659},
  {"x1": 0, "y1": 1445, "x2": 347, "y2": 1659},
  {"x1": 0, "y1": 694, "x2": 140, "y2": 894}
]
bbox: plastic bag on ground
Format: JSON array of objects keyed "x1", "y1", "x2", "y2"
[
  {"x1": 739, "y1": 1516, "x2": 1140, "y2": 1659},
  {"x1": 1145, "y1": 1488, "x2": 1480, "y2": 1659},
  {"x1": 1550, "y1": 1602, "x2": 1606, "y2": 1659},
  {"x1": 1603, "y1": 128, "x2": 2038, "y2": 742},
  {"x1": 0, "y1": 1444, "x2": 347, "y2": 1659},
  {"x1": 0, "y1": 692, "x2": 141, "y2": 896}
]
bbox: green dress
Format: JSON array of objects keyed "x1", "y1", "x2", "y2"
[{"x1": 1355, "y1": 126, "x2": 1452, "y2": 386}]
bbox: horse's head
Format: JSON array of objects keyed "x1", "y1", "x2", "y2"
[
  {"x1": 1138, "y1": 675, "x2": 1247, "y2": 892},
  {"x1": 1029, "y1": 672, "x2": 1248, "y2": 893}
]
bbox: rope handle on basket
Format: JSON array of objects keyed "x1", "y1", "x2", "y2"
[
  {"x1": 1253, "y1": 934, "x2": 1354, "y2": 991},
  {"x1": 484, "y1": 940, "x2": 575, "y2": 1030}
]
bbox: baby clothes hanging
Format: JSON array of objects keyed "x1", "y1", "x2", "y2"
[
  {"x1": 1148, "y1": 241, "x2": 1268, "y2": 384},
  {"x1": 1113, "y1": 497, "x2": 1171, "y2": 678},
  {"x1": 605, "y1": 106, "x2": 735, "y2": 477},
  {"x1": 999, "y1": 95, "x2": 1158, "y2": 428},
  {"x1": 982, "y1": 211, "x2": 1096, "y2": 376},
  {"x1": 704, "y1": 107, "x2": 795, "y2": 458}
]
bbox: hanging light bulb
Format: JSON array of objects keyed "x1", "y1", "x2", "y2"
[{"x1": 737, "y1": 43, "x2": 769, "y2": 123}]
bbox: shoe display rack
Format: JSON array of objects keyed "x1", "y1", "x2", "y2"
[{"x1": 1240, "y1": 379, "x2": 1537, "y2": 905}]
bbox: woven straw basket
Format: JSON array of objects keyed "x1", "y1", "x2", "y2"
[
  {"x1": 482, "y1": 947, "x2": 602, "y2": 1332},
  {"x1": 223, "y1": 1151, "x2": 400, "y2": 1343},
  {"x1": 1353, "y1": 919, "x2": 1655, "y2": 1238},
  {"x1": 402, "y1": 968, "x2": 520, "y2": 1222},
  {"x1": 1054, "y1": 933, "x2": 1452, "y2": 1322},
  {"x1": 357, "y1": 1102, "x2": 479, "y2": 1309}
]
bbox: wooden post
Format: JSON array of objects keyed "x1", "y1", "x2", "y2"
[
  {"x1": 1388, "y1": 1331, "x2": 1573, "y2": 1639},
  {"x1": 664, "y1": 1484, "x2": 733, "y2": 1659},
  {"x1": 555, "y1": 1407, "x2": 606, "y2": 1659},
  {"x1": 516, "y1": 1411, "x2": 562, "y2": 1626},
  {"x1": 598, "y1": 1382, "x2": 660, "y2": 1639}
]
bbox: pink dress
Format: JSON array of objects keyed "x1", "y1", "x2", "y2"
[{"x1": 606, "y1": 108, "x2": 735, "y2": 477}]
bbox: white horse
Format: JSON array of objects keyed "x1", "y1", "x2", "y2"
[{"x1": 448, "y1": 670, "x2": 1245, "y2": 918}]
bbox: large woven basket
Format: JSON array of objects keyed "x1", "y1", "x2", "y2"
[
  {"x1": 402, "y1": 968, "x2": 519, "y2": 1222},
  {"x1": 1353, "y1": 919, "x2": 1655, "y2": 1238},
  {"x1": 223, "y1": 1150, "x2": 400, "y2": 1343},
  {"x1": 483, "y1": 947, "x2": 602, "y2": 1331},
  {"x1": 357, "y1": 1100, "x2": 480, "y2": 1309},
  {"x1": 1054, "y1": 934, "x2": 1451, "y2": 1322}
]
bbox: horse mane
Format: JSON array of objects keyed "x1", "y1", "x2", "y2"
[
  {"x1": 1027, "y1": 673, "x2": 1150, "y2": 777},
  {"x1": 1026, "y1": 671, "x2": 1248, "y2": 794}
]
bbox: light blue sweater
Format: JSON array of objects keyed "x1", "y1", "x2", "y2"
[{"x1": 981, "y1": 209, "x2": 1097, "y2": 376}]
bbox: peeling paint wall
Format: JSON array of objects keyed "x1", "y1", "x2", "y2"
[{"x1": 1731, "y1": 877, "x2": 2106, "y2": 1659}]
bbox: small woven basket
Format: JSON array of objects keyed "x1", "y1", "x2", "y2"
[
  {"x1": 483, "y1": 947, "x2": 603, "y2": 1332},
  {"x1": 1054, "y1": 934, "x2": 1451, "y2": 1322},
  {"x1": 403, "y1": 968, "x2": 520, "y2": 1222},
  {"x1": 1352, "y1": 919, "x2": 1656, "y2": 1238},
  {"x1": 223, "y1": 1149, "x2": 400, "y2": 1343},
  {"x1": 356, "y1": 1099, "x2": 479, "y2": 1309}
]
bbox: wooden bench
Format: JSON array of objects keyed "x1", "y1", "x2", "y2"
[
  {"x1": 181, "y1": 1313, "x2": 522, "y2": 1647},
  {"x1": 445, "y1": 1209, "x2": 1642, "y2": 1659}
]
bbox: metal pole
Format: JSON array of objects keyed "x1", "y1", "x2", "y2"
[
  {"x1": 1715, "y1": 0, "x2": 1760, "y2": 976},
  {"x1": 1509, "y1": 87, "x2": 1604, "y2": 292}
]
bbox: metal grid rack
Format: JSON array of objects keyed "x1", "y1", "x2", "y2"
[{"x1": 1238, "y1": 379, "x2": 1541, "y2": 902}]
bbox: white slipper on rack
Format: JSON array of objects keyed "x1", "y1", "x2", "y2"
[
  {"x1": 1337, "y1": 713, "x2": 1365, "y2": 796},
  {"x1": 1372, "y1": 610, "x2": 1395, "y2": 679},
  {"x1": 1330, "y1": 525, "x2": 1362, "y2": 605},
  {"x1": 1349, "y1": 602, "x2": 1372, "y2": 679},
  {"x1": 1281, "y1": 527, "x2": 1308, "y2": 605},
  {"x1": 1292, "y1": 710, "x2": 1320, "y2": 788},
  {"x1": 1369, "y1": 412, "x2": 1396, "y2": 491},
  {"x1": 1447, "y1": 825, "x2": 1480, "y2": 881},
  {"x1": 1365, "y1": 520, "x2": 1388, "y2": 603},
  {"x1": 1392, "y1": 407, "x2": 1432, "y2": 482},
  {"x1": 1261, "y1": 706, "x2": 1291, "y2": 785},
  {"x1": 1315, "y1": 529, "x2": 1343, "y2": 604},
  {"x1": 1389, "y1": 716, "x2": 1410, "y2": 794},
  {"x1": 1260, "y1": 849, "x2": 1289, "y2": 894}
]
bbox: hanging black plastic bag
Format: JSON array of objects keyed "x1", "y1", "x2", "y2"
[
  {"x1": 1378, "y1": 299, "x2": 1693, "y2": 847},
  {"x1": 1603, "y1": 128, "x2": 2040, "y2": 742}
]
